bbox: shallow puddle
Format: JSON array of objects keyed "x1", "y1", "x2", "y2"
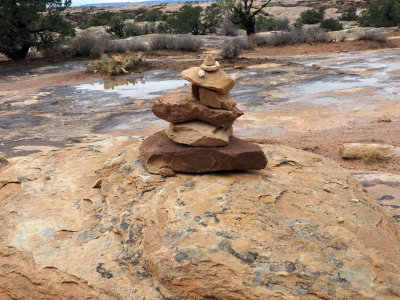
[{"x1": 75, "y1": 75, "x2": 186, "y2": 99}]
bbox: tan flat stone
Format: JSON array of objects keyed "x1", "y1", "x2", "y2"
[
  {"x1": 166, "y1": 121, "x2": 232, "y2": 147},
  {"x1": 204, "y1": 55, "x2": 216, "y2": 66},
  {"x1": 201, "y1": 61, "x2": 220, "y2": 72},
  {"x1": 199, "y1": 87, "x2": 237, "y2": 110},
  {"x1": 181, "y1": 67, "x2": 235, "y2": 94}
]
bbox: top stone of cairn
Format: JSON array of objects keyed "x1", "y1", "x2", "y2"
[{"x1": 182, "y1": 56, "x2": 234, "y2": 94}]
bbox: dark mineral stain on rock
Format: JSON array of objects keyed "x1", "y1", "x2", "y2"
[{"x1": 96, "y1": 263, "x2": 114, "y2": 279}]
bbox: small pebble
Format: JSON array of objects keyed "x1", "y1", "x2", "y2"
[
  {"x1": 337, "y1": 217, "x2": 344, "y2": 223},
  {"x1": 351, "y1": 198, "x2": 360, "y2": 203},
  {"x1": 323, "y1": 187, "x2": 332, "y2": 193},
  {"x1": 45, "y1": 175, "x2": 51, "y2": 180},
  {"x1": 198, "y1": 69, "x2": 205, "y2": 78}
]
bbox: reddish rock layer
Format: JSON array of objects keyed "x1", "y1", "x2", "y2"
[
  {"x1": 152, "y1": 93, "x2": 243, "y2": 128},
  {"x1": 139, "y1": 131, "x2": 267, "y2": 174}
]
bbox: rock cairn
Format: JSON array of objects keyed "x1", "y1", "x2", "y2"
[{"x1": 140, "y1": 55, "x2": 267, "y2": 174}]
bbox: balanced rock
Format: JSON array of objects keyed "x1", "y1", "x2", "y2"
[
  {"x1": 140, "y1": 131, "x2": 266, "y2": 173},
  {"x1": 204, "y1": 55, "x2": 216, "y2": 66},
  {"x1": 152, "y1": 93, "x2": 243, "y2": 128},
  {"x1": 181, "y1": 67, "x2": 235, "y2": 94},
  {"x1": 201, "y1": 55, "x2": 220, "y2": 72},
  {"x1": 166, "y1": 121, "x2": 232, "y2": 147},
  {"x1": 199, "y1": 87, "x2": 237, "y2": 110}
]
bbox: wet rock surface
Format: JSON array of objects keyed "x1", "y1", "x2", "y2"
[
  {"x1": 352, "y1": 171, "x2": 400, "y2": 221},
  {"x1": 1, "y1": 50, "x2": 400, "y2": 159},
  {"x1": 1, "y1": 137, "x2": 400, "y2": 299},
  {"x1": 140, "y1": 131, "x2": 266, "y2": 173}
]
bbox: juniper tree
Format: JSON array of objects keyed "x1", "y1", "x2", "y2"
[{"x1": 0, "y1": 0, "x2": 75, "y2": 60}]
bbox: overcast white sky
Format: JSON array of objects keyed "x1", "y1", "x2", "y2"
[{"x1": 71, "y1": 0, "x2": 151, "y2": 6}]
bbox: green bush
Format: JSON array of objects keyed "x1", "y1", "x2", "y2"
[
  {"x1": 340, "y1": 10, "x2": 358, "y2": 21},
  {"x1": 256, "y1": 15, "x2": 290, "y2": 32},
  {"x1": 80, "y1": 12, "x2": 115, "y2": 29},
  {"x1": 105, "y1": 15, "x2": 125, "y2": 38},
  {"x1": 86, "y1": 53, "x2": 146, "y2": 75},
  {"x1": 165, "y1": 4, "x2": 203, "y2": 35},
  {"x1": 0, "y1": 0, "x2": 75, "y2": 60},
  {"x1": 256, "y1": 15, "x2": 276, "y2": 32},
  {"x1": 294, "y1": 18, "x2": 304, "y2": 30},
  {"x1": 320, "y1": 18, "x2": 343, "y2": 31},
  {"x1": 123, "y1": 22, "x2": 157, "y2": 37},
  {"x1": 135, "y1": 9, "x2": 167, "y2": 22},
  {"x1": 220, "y1": 38, "x2": 245, "y2": 59},
  {"x1": 358, "y1": 0, "x2": 400, "y2": 27},
  {"x1": 299, "y1": 8, "x2": 325, "y2": 24}
]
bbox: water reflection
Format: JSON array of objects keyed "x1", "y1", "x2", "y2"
[
  {"x1": 75, "y1": 76, "x2": 186, "y2": 99},
  {"x1": 103, "y1": 77, "x2": 145, "y2": 90}
]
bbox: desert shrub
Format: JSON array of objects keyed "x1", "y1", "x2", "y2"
[
  {"x1": 252, "y1": 27, "x2": 332, "y2": 46},
  {"x1": 105, "y1": 15, "x2": 125, "y2": 38},
  {"x1": 294, "y1": 18, "x2": 304, "y2": 30},
  {"x1": 86, "y1": 53, "x2": 145, "y2": 75},
  {"x1": 135, "y1": 9, "x2": 167, "y2": 22},
  {"x1": 357, "y1": 31, "x2": 388, "y2": 42},
  {"x1": 358, "y1": 149, "x2": 385, "y2": 164},
  {"x1": 148, "y1": 35, "x2": 201, "y2": 51},
  {"x1": 220, "y1": 38, "x2": 245, "y2": 59},
  {"x1": 256, "y1": 15, "x2": 276, "y2": 32},
  {"x1": 340, "y1": 10, "x2": 358, "y2": 21},
  {"x1": 275, "y1": 17, "x2": 290, "y2": 31},
  {"x1": 202, "y1": 3, "x2": 223, "y2": 34},
  {"x1": 320, "y1": 18, "x2": 343, "y2": 31},
  {"x1": 165, "y1": 4, "x2": 203, "y2": 35},
  {"x1": 81, "y1": 12, "x2": 115, "y2": 29},
  {"x1": 220, "y1": 20, "x2": 239, "y2": 36},
  {"x1": 299, "y1": 8, "x2": 325, "y2": 24},
  {"x1": 123, "y1": 22, "x2": 157, "y2": 37},
  {"x1": 358, "y1": 0, "x2": 400, "y2": 27},
  {"x1": 0, "y1": 0, "x2": 75, "y2": 60},
  {"x1": 71, "y1": 34, "x2": 110, "y2": 57}
]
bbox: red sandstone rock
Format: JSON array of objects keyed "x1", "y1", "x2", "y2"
[
  {"x1": 152, "y1": 93, "x2": 243, "y2": 128},
  {"x1": 139, "y1": 131, "x2": 267, "y2": 173}
]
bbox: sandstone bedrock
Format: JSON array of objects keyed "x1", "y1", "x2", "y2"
[{"x1": 1, "y1": 136, "x2": 400, "y2": 299}]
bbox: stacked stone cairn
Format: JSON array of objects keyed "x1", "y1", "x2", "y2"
[{"x1": 139, "y1": 55, "x2": 267, "y2": 174}]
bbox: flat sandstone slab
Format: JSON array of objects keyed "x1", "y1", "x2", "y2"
[
  {"x1": 166, "y1": 121, "x2": 233, "y2": 147},
  {"x1": 140, "y1": 131, "x2": 267, "y2": 173},
  {"x1": 152, "y1": 93, "x2": 243, "y2": 128},
  {"x1": 181, "y1": 67, "x2": 235, "y2": 94}
]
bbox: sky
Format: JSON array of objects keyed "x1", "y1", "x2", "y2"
[{"x1": 71, "y1": 0, "x2": 153, "y2": 6}]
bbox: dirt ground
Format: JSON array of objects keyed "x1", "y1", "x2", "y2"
[{"x1": 1, "y1": 36, "x2": 400, "y2": 174}]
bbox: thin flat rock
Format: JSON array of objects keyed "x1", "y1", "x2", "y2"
[
  {"x1": 181, "y1": 67, "x2": 235, "y2": 94},
  {"x1": 139, "y1": 131, "x2": 267, "y2": 174},
  {"x1": 152, "y1": 93, "x2": 243, "y2": 128}
]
